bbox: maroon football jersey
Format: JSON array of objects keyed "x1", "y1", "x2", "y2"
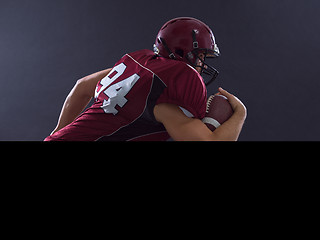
[{"x1": 44, "y1": 49, "x2": 207, "y2": 141}]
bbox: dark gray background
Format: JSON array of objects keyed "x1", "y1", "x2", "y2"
[{"x1": 1, "y1": 0, "x2": 320, "y2": 141}]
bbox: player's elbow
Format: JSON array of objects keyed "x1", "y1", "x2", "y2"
[
  {"x1": 74, "y1": 77, "x2": 94, "y2": 98},
  {"x1": 75, "y1": 77, "x2": 88, "y2": 88}
]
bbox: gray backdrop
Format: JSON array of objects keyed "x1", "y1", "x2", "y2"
[{"x1": 1, "y1": 0, "x2": 320, "y2": 141}]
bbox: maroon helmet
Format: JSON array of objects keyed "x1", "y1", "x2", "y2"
[{"x1": 153, "y1": 17, "x2": 220, "y2": 86}]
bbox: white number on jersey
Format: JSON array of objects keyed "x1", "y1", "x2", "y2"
[{"x1": 95, "y1": 63, "x2": 140, "y2": 115}]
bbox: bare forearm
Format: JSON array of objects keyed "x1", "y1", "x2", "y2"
[
  {"x1": 51, "y1": 68, "x2": 112, "y2": 135},
  {"x1": 154, "y1": 88, "x2": 247, "y2": 141},
  {"x1": 211, "y1": 110, "x2": 246, "y2": 141},
  {"x1": 50, "y1": 84, "x2": 92, "y2": 135},
  {"x1": 154, "y1": 103, "x2": 246, "y2": 141}
]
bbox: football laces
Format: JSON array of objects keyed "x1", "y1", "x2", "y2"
[{"x1": 206, "y1": 95, "x2": 215, "y2": 113}]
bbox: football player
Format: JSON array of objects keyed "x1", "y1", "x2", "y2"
[{"x1": 44, "y1": 17, "x2": 246, "y2": 141}]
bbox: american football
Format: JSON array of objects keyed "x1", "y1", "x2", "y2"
[{"x1": 202, "y1": 95, "x2": 234, "y2": 131}]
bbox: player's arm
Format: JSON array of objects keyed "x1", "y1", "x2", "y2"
[
  {"x1": 50, "y1": 68, "x2": 112, "y2": 135},
  {"x1": 153, "y1": 88, "x2": 247, "y2": 141}
]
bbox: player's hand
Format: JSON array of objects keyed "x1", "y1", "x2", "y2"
[{"x1": 216, "y1": 87, "x2": 247, "y2": 118}]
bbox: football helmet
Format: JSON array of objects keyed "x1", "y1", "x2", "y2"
[{"x1": 153, "y1": 17, "x2": 220, "y2": 86}]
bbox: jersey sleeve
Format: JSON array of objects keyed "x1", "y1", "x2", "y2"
[{"x1": 156, "y1": 64, "x2": 207, "y2": 119}]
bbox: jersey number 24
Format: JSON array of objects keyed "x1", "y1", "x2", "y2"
[{"x1": 95, "y1": 63, "x2": 140, "y2": 115}]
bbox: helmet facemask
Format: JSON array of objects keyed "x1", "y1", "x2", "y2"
[
  {"x1": 187, "y1": 48, "x2": 220, "y2": 87},
  {"x1": 185, "y1": 29, "x2": 220, "y2": 86}
]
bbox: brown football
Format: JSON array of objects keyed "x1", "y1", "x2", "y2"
[{"x1": 202, "y1": 95, "x2": 234, "y2": 131}]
